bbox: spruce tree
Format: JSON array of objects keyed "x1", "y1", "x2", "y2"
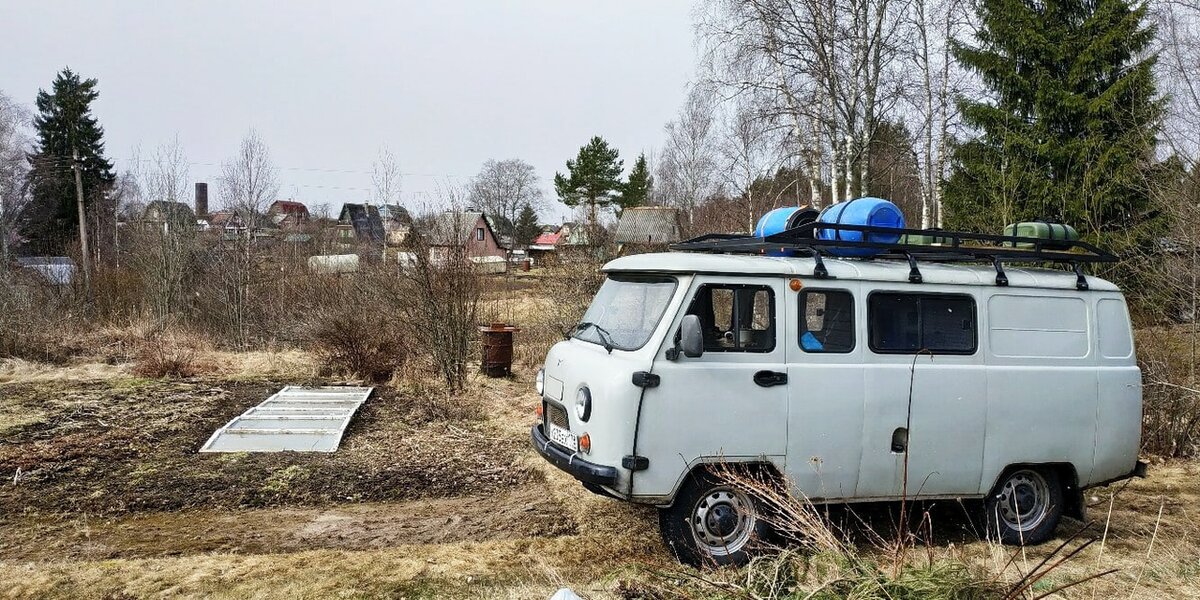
[
  {"x1": 513, "y1": 202, "x2": 541, "y2": 248},
  {"x1": 553, "y1": 136, "x2": 623, "y2": 226},
  {"x1": 943, "y1": 0, "x2": 1162, "y2": 251},
  {"x1": 617, "y1": 152, "x2": 653, "y2": 216},
  {"x1": 25, "y1": 68, "x2": 115, "y2": 253}
]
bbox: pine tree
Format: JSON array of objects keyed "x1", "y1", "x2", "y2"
[
  {"x1": 943, "y1": 0, "x2": 1162, "y2": 251},
  {"x1": 513, "y1": 202, "x2": 541, "y2": 248},
  {"x1": 616, "y1": 152, "x2": 652, "y2": 216},
  {"x1": 25, "y1": 68, "x2": 115, "y2": 253},
  {"x1": 553, "y1": 136, "x2": 623, "y2": 227}
]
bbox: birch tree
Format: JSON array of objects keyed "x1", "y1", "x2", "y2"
[
  {"x1": 698, "y1": 0, "x2": 909, "y2": 206},
  {"x1": 371, "y1": 147, "x2": 402, "y2": 207},
  {"x1": 215, "y1": 129, "x2": 279, "y2": 345},
  {"x1": 656, "y1": 85, "x2": 723, "y2": 222},
  {"x1": 904, "y1": 0, "x2": 969, "y2": 227},
  {"x1": 720, "y1": 98, "x2": 784, "y2": 230},
  {"x1": 219, "y1": 128, "x2": 279, "y2": 232},
  {"x1": 0, "y1": 91, "x2": 30, "y2": 262},
  {"x1": 129, "y1": 136, "x2": 194, "y2": 319}
]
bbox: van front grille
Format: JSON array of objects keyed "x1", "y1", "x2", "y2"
[{"x1": 545, "y1": 402, "x2": 570, "y2": 430}]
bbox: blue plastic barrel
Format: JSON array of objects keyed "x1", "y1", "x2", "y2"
[
  {"x1": 754, "y1": 207, "x2": 818, "y2": 256},
  {"x1": 816, "y1": 197, "x2": 905, "y2": 257}
]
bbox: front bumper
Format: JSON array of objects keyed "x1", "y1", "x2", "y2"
[{"x1": 530, "y1": 424, "x2": 618, "y2": 487}]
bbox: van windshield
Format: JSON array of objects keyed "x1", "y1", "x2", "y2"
[{"x1": 573, "y1": 274, "x2": 677, "y2": 351}]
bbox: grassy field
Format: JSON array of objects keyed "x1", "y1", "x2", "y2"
[
  {"x1": 0, "y1": 356, "x2": 1197, "y2": 599},
  {"x1": 0, "y1": 272, "x2": 1195, "y2": 598}
]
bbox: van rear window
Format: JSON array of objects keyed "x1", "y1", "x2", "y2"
[{"x1": 869, "y1": 293, "x2": 976, "y2": 354}]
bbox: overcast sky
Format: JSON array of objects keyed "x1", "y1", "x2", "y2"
[{"x1": 1, "y1": 1, "x2": 698, "y2": 222}]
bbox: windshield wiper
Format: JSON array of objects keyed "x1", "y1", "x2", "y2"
[{"x1": 574, "y1": 321, "x2": 616, "y2": 354}]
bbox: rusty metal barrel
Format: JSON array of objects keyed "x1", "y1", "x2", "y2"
[{"x1": 479, "y1": 323, "x2": 520, "y2": 377}]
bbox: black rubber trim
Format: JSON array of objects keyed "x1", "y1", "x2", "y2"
[
  {"x1": 1081, "y1": 460, "x2": 1149, "y2": 490},
  {"x1": 530, "y1": 424, "x2": 618, "y2": 487}
]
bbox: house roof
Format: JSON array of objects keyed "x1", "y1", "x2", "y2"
[
  {"x1": 339, "y1": 203, "x2": 386, "y2": 244},
  {"x1": 378, "y1": 204, "x2": 412, "y2": 225},
  {"x1": 269, "y1": 200, "x2": 310, "y2": 215},
  {"x1": 143, "y1": 201, "x2": 196, "y2": 223},
  {"x1": 426, "y1": 210, "x2": 501, "y2": 247},
  {"x1": 208, "y1": 210, "x2": 243, "y2": 228},
  {"x1": 615, "y1": 207, "x2": 682, "y2": 245},
  {"x1": 533, "y1": 232, "x2": 560, "y2": 246}
]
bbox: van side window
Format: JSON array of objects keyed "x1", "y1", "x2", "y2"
[
  {"x1": 869, "y1": 293, "x2": 976, "y2": 354},
  {"x1": 686, "y1": 284, "x2": 775, "y2": 352},
  {"x1": 799, "y1": 290, "x2": 855, "y2": 353}
]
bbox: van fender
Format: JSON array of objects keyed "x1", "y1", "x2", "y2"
[
  {"x1": 651, "y1": 457, "x2": 786, "y2": 508},
  {"x1": 986, "y1": 463, "x2": 1084, "y2": 522}
]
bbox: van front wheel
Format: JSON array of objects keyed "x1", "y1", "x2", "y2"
[
  {"x1": 985, "y1": 467, "x2": 1063, "y2": 545},
  {"x1": 658, "y1": 471, "x2": 769, "y2": 567}
]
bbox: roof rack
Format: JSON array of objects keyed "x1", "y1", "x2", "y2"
[{"x1": 670, "y1": 221, "x2": 1117, "y2": 290}]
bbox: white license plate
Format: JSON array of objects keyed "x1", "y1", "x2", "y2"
[{"x1": 548, "y1": 424, "x2": 577, "y2": 452}]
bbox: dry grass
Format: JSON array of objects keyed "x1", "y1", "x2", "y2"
[
  {"x1": 208, "y1": 349, "x2": 318, "y2": 380},
  {"x1": 0, "y1": 358, "x2": 129, "y2": 384},
  {"x1": 130, "y1": 329, "x2": 217, "y2": 378}
]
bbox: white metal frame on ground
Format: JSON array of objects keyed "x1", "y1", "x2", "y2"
[{"x1": 199, "y1": 386, "x2": 374, "y2": 453}]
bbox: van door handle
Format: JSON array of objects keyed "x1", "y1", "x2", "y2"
[{"x1": 753, "y1": 370, "x2": 788, "y2": 387}]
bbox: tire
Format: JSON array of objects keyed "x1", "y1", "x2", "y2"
[
  {"x1": 985, "y1": 467, "x2": 1063, "y2": 545},
  {"x1": 657, "y1": 470, "x2": 771, "y2": 568}
]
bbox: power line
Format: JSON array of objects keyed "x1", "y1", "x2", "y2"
[{"x1": 118, "y1": 157, "x2": 467, "y2": 178}]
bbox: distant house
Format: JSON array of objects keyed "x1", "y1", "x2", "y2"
[
  {"x1": 378, "y1": 203, "x2": 413, "y2": 246},
  {"x1": 528, "y1": 231, "x2": 561, "y2": 265},
  {"x1": 614, "y1": 206, "x2": 682, "y2": 254},
  {"x1": 337, "y1": 204, "x2": 386, "y2": 246},
  {"x1": 422, "y1": 210, "x2": 508, "y2": 272},
  {"x1": 142, "y1": 201, "x2": 197, "y2": 234},
  {"x1": 206, "y1": 210, "x2": 246, "y2": 233},
  {"x1": 267, "y1": 200, "x2": 311, "y2": 230}
]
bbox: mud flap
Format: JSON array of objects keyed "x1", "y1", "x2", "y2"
[{"x1": 1064, "y1": 485, "x2": 1086, "y2": 522}]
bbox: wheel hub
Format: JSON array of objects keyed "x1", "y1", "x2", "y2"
[
  {"x1": 691, "y1": 488, "x2": 755, "y2": 555},
  {"x1": 706, "y1": 504, "x2": 739, "y2": 537},
  {"x1": 997, "y1": 470, "x2": 1050, "y2": 532}
]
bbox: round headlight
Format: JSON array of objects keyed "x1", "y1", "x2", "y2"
[
  {"x1": 536, "y1": 369, "x2": 545, "y2": 396},
  {"x1": 575, "y1": 386, "x2": 592, "y2": 422}
]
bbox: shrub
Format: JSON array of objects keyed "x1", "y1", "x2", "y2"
[
  {"x1": 1137, "y1": 327, "x2": 1200, "y2": 457},
  {"x1": 309, "y1": 308, "x2": 407, "y2": 383},
  {"x1": 131, "y1": 330, "x2": 212, "y2": 378}
]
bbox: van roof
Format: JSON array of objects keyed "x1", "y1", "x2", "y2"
[{"x1": 602, "y1": 252, "x2": 1120, "y2": 292}]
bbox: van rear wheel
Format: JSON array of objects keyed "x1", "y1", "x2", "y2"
[
  {"x1": 658, "y1": 470, "x2": 769, "y2": 567},
  {"x1": 985, "y1": 467, "x2": 1063, "y2": 545}
]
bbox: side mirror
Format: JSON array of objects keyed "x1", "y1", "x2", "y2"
[{"x1": 680, "y1": 314, "x2": 704, "y2": 358}]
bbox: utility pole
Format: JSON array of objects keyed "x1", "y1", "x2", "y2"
[{"x1": 72, "y1": 147, "x2": 92, "y2": 296}]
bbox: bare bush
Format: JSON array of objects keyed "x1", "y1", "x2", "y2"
[
  {"x1": 384, "y1": 201, "x2": 483, "y2": 393},
  {"x1": 131, "y1": 329, "x2": 212, "y2": 378},
  {"x1": 1137, "y1": 327, "x2": 1200, "y2": 457},
  {"x1": 309, "y1": 307, "x2": 407, "y2": 383}
]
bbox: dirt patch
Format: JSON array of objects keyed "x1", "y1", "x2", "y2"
[
  {"x1": 0, "y1": 378, "x2": 536, "y2": 516},
  {"x1": 0, "y1": 487, "x2": 577, "y2": 562}
]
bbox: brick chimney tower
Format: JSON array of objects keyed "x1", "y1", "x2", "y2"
[{"x1": 195, "y1": 182, "x2": 209, "y2": 218}]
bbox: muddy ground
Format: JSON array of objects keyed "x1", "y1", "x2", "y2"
[
  {"x1": 1, "y1": 368, "x2": 1197, "y2": 599},
  {"x1": 0, "y1": 378, "x2": 534, "y2": 515}
]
